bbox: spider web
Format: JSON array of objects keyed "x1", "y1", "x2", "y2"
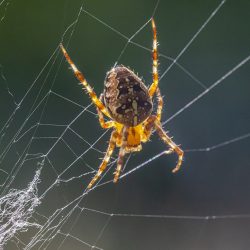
[{"x1": 0, "y1": 0, "x2": 250, "y2": 249}]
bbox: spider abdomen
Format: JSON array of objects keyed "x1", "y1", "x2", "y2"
[{"x1": 104, "y1": 65, "x2": 153, "y2": 127}]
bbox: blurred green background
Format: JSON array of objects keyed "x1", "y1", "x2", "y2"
[{"x1": 0, "y1": 0, "x2": 250, "y2": 249}]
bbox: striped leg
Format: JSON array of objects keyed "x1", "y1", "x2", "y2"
[
  {"x1": 87, "y1": 131, "x2": 117, "y2": 189},
  {"x1": 149, "y1": 18, "x2": 159, "y2": 97},
  {"x1": 156, "y1": 88, "x2": 163, "y2": 121},
  {"x1": 154, "y1": 120, "x2": 184, "y2": 173},
  {"x1": 97, "y1": 107, "x2": 115, "y2": 129},
  {"x1": 113, "y1": 127, "x2": 128, "y2": 183},
  {"x1": 60, "y1": 44, "x2": 110, "y2": 118}
]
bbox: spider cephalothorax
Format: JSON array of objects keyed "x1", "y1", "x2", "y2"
[
  {"x1": 60, "y1": 18, "x2": 184, "y2": 189},
  {"x1": 104, "y1": 65, "x2": 153, "y2": 127}
]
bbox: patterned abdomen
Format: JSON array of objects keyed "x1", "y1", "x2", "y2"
[{"x1": 104, "y1": 65, "x2": 153, "y2": 127}]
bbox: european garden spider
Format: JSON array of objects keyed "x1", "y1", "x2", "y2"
[{"x1": 60, "y1": 19, "x2": 183, "y2": 189}]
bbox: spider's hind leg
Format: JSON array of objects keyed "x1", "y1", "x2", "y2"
[
  {"x1": 149, "y1": 18, "x2": 159, "y2": 97},
  {"x1": 156, "y1": 88, "x2": 163, "y2": 121},
  {"x1": 60, "y1": 44, "x2": 110, "y2": 118}
]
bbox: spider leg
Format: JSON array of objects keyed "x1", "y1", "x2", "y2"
[
  {"x1": 154, "y1": 120, "x2": 183, "y2": 173},
  {"x1": 113, "y1": 127, "x2": 128, "y2": 183},
  {"x1": 60, "y1": 44, "x2": 110, "y2": 118},
  {"x1": 87, "y1": 131, "x2": 117, "y2": 189},
  {"x1": 148, "y1": 18, "x2": 159, "y2": 97},
  {"x1": 144, "y1": 115, "x2": 183, "y2": 173},
  {"x1": 156, "y1": 88, "x2": 163, "y2": 121},
  {"x1": 97, "y1": 107, "x2": 115, "y2": 129}
]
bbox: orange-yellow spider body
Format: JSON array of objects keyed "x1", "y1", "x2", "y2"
[{"x1": 60, "y1": 19, "x2": 183, "y2": 189}]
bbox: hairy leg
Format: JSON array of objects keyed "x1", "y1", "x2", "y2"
[
  {"x1": 143, "y1": 115, "x2": 183, "y2": 173},
  {"x1": 154, "y1": 120, "x2": 183, "y2": 173},
  {"x1": 60, "y1": 44, "x2": 110, "y2": 118},
  {"x1": 97, "y1": 107, "x2": 115, "y2": 129},
  {"x1": 149, "y1": 19, "x2": 159, "y2": 97},
  {"x1": 87, "y1": 131, "x2": 117, "y2": 189},
  {"x1": 156, "y1": 88, "x2": 163, "y2": 121},
  {"x1": 113, "y1": 127, "x2": 128, "y2": 183}
]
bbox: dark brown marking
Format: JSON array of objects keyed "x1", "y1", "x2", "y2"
[{"x1": 103, "y1": 65, "x2": 153, "y2": 126}]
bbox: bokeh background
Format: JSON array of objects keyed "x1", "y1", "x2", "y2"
[{"x1": 0, "y1": 0, "x2": 250, "y2": 249}]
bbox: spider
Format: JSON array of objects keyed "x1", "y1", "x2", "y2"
[{"x1": 60, "y1": 19, "x2": 183, "y2": 189}]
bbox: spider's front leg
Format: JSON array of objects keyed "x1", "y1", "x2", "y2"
[
  {"x1": 87, "y1": 131, "x2": 118, "y2": 189},
  {"x1": 144, "y1": 115, "x2": 184, "y2": 173},
  {"x1": 113, "y1": 126, "x2": 128, "y2": 183}
]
